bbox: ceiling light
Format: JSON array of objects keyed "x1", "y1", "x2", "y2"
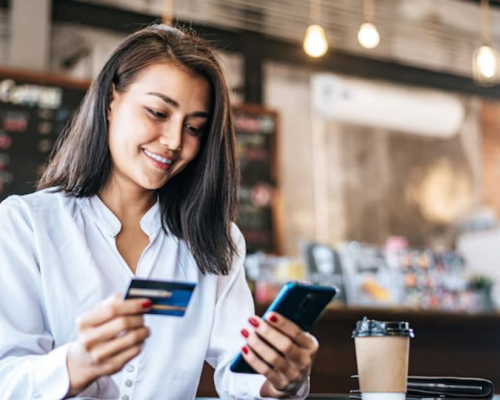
[
  {"x1": 163, "y1": 0, "x2": 174, "y2": 24},
  {"x1": 358, "y1": 0, "x2": 380, "y2": 49},
  {"x1": 358, "y1": 22, "x2": 380, "y2": 49},
  {"x1": 303, "y1": 0, "x2": 328, "y2": 58},
  {"x1": 304, "y1": 25, "x2": 328, "y2": 58},
  {"x1": 473, "y1": 0, "x2": 500, "y2": 86}
]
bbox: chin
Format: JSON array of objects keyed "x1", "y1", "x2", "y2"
[
  {"x1": 135, "y1": 177, "x2": 169, "y2": 191},
  {"x1": 134, "y1": 165, "x2": 181, "y2": 191}
]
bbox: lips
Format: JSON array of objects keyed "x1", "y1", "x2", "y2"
[{"x1": 143, "y1": 149, "x2": 175, "y2": 171}]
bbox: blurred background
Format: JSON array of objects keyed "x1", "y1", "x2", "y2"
[{"x1": 3, "y1": 0, "x2": 500, "y2": 394}]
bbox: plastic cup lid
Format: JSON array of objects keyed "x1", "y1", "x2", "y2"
[{"x1": 352, "y1": 317, "x2": 415, "y2": 338}]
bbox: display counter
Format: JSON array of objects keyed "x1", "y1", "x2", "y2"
[{"x1": 196, "y1": 304, "x2": 500, "y2": 396}]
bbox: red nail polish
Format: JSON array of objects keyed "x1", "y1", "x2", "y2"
[
  {"x1": 269, "y1": 314, "x2": 278, "y2": 323},
  {"x1": 142, "y1": 300, "x2": 153, "y2": 309},
  {"x1": 241, "y1": 329, "x2": 249, "y2": 338},
  {"x1": 248, "y1": 317, "x2": 259, "y2": 328},
  {"x1": 242, "y1": 346, "x2": 249, "y2": 355}
]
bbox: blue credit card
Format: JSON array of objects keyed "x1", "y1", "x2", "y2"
[{"x1": 124, "y1": 278, "x2": 196, "y2": 317}]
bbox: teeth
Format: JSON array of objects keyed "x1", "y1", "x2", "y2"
[{"x1": 144, "y1": 149, "x2": 173, "y2": 165}]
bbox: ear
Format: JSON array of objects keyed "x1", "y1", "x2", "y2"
[{"x1": 107, "y1": 83, "x2": 117, "y2": 120}]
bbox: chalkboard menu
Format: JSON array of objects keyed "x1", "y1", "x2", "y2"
[
  {"x1": 0, "y1": 68, "x2": 88, "y2": 202},
  {"x1": 233, "y1": 105, "x2": 281, "y2": 254}
]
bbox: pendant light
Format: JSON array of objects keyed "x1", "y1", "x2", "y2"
[
  {"x1": 163, "y1": 0, "x2": 174, "y2": 25},
  {"x1": 303, "y1": 0, "x2": 328, "y2": 58},
  {"x1": 358, "y1": 0, "x2": 380, "y2": 49},
  {"x1": 472, "y1": 0, "x2": 500, "y2": 86}
]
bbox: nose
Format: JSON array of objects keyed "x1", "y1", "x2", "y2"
[{"x1": 159, "y1": 118, "x2": 183, "y2": 151}]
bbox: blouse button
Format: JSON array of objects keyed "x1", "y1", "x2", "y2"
[
  {"x1": 121, "y1": 396, "x2": 130, "y2": 400},
  {"x1": 126, "y1": 364, "x2": 135, "y2": 373},
  {"x1": 125, "y1": 379, "x2": 133, "y2": 387}
]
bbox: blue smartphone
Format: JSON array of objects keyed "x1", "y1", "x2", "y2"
[{"x1": 230, "y1": 281, "x2": 337, "y2": 374}]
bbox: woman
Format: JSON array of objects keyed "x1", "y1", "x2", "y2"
[{"x1": 0, "y1": 25, "x2": 318, "y2": 399}]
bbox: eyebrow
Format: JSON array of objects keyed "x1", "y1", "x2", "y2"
[{"x1": 147, "y1": 92, "x2": 209, "y2": 119}]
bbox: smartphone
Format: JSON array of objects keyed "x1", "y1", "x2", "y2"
[{"x1": 230, "y1": 281, "x2": 337, "y2": 374}]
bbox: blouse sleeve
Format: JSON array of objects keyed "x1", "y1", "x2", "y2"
[
  {"x1": 0, "y1": 196, "x2": 72, "y2": 399},
  {"x1": 205, "y1": 224, "x2": 309, "y2": 400}
]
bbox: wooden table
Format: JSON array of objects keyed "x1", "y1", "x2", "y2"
[{"x1": 196, "y1": 396, "x2": 350, "y2": 400}]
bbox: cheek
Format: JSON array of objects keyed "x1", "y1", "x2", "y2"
[
  {"x1": 183, "y1": 136, "x2": 202, "y2": 160},
  {"x1": 109, "y1": 107, "x2": 155, "y2": 150}
]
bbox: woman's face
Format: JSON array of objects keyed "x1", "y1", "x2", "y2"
[{"x1": 107, "y1": 62, "x2": 211, "y2": 192}]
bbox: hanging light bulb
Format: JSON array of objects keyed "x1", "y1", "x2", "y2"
[
  {"x1": 304, "y1": 0, "x2": 328, "y2": 58},
  {"x1": 473, "y1": 0, "x2": 500, "y2": 86},
  {"x1": 358, "y1": 0, "x2": 380, "y2": 49},
  {"x1": 358, "y1": 22, "x2": 380, "y2": 49},
  {"x1": 473, "y1": 45, "x2": 500, "y2": 79},
  {"x1": 304, "y1": 25, "x2": 328, "y2": 58},
  {"x1": 163, "y1": 0, "x2": 175, "y2": 25}
]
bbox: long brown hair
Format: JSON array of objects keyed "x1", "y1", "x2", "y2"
[{"x1": 38, "y1": 25, "x2": 240, "y2": 275}]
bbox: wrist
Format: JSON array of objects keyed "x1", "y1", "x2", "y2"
[
  {"x1": 261, "y1": 376, "x2": 308, "y2": 399},
  {"x1": 66, "y1": 343, "x2": 97, "y2": 396},
  {"x1": 260, "y1": 380, "x2": 293, "y2": 398}
]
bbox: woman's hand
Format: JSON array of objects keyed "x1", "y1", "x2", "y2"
[
  {"x1": 66, "y1": 294, "x2": 152, "y2": 396},
  {"x1": 240, "y1": 313, "x2": 318, "y2": 398}
]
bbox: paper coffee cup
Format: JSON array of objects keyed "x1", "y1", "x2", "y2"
[{"x1": 352, "y1": 317, "x2": 414, "y2": 399}]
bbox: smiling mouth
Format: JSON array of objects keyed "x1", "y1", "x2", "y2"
[{"x1": 143, "y1": 149, "x2": 174, "y2": 170}]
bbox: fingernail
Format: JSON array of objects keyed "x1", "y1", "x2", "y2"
[
  {"x1": 248, "y1": 317, "x2": 259, "y2": 328},
  {"x1": 269, "y1": 314, "x2": 278, "y2": 323},
  {"x1": 242, "y1": 346, "x2": 249, "y2": 355},
  {"x1": 142, "y1": 300, "x2": 153, "y2": 309},
  {"x1": 241, "y1": 328, "x2": 249, "y2": 338}
]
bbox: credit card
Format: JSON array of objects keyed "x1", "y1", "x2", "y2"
[{"x1": 124, "y1": 278, "x2": 196, "y2": 317}]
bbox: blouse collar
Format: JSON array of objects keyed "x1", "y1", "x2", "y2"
[{"x1": 82, "y1": 195, "x2": 162, "y2": 238}]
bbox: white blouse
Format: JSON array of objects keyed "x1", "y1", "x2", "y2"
[{"x1": 0, "y1": 190, "x2": 309, "y2": 400}]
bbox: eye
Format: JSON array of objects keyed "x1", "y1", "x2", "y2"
[
  {"x1": 145, "y1": 107, "x2": 168, "y2": 120},
  {"x1": 184, "y1": 124, "x2": 204, "y2": 137}
]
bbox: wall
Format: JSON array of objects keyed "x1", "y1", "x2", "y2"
[
  {"x1": 266, "y1": 62, "x2": 483, "y2": 253},
  {"x1": 481, "y1": 101, "x2": 500, "y2": 218},
  {"x1": 264, "y1": 63, "x2": 317, "y2": 255},
  {"x1": 50, "y1": 23, "x2": 244, "y2": 103},
  {"x1": 0, "y1": 9, "x2": 10, "y2": 65},
  {"x1": 338, "y1": 123, "x2": 478, "y2": 247}
]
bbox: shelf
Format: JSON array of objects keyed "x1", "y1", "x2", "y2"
[{"x1": 255, "y1": 302, "x2": 500, "y2": 323}]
